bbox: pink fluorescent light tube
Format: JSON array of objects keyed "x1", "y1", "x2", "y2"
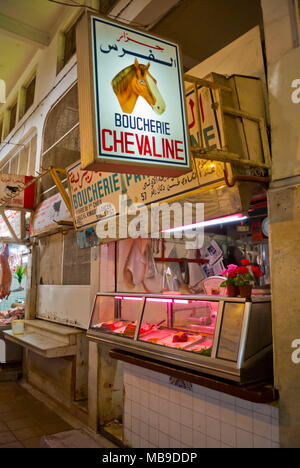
[
  {"x1": 115, "y1": 297, "x2": 143, "y2": 301},
  {"x1": 162, "y1": 213, "x2": 247, "y2": 234},
  {"x1": 147, "y1": 298, "x2": 173, "y2": 303}
]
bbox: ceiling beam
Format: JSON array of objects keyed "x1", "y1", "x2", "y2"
[{"x1": 0, "y1": 13, "x2": 50, "y2": 48}]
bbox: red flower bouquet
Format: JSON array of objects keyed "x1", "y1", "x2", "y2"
[{"x1": 221, "y1": 260, "x2": 264, "y2": 298}]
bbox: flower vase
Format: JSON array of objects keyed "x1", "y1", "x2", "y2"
[
  {"x1": 239, "y1": 285, "x2": 253, "y2": 298},
  {"x1": 226, "y1": 285, "x2": 239, "y2": 297}
]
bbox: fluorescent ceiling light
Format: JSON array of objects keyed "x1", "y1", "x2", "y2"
[{"x1": 162, "y1": 213, "x2": 248, "y2": 234}]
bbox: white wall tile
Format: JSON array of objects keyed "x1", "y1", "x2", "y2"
[
  {"x1": 140, "y1": 421, "x2": 149, "y2": 441},
  {"x1": 206, "y1": 397, "x2": 221, "y2": 420},
  {"x1": 181, "y1": 425, "x2": 193, "y2": 447},
  {"x1": 132, "y1": 417, "x2": 140, "y2": 435},
  {"x1": 180, "y1": 391, "x2": 193, "y2": 409},
  {"x1": 169, "y1": 420, "x2": 181, "y2": 441},
  {"x1": 193, "y1": 395, "x2": 206, "y2": 414},
  {"x1": 235, "y1": 397, "x2": 252, "y2": 411},
  {"x1": 253, "y1": 403, "x2": 272, "y2": 417},
  {"x1": 149, "y1": 427, "x2": 159, "y2": 447},
  {"x1": 206, "y1": 416, "x2": 221, "y2": 440},
  {"x1": 159, "y1": 397, "x2": 169, "y2": 417},
  {"x1": 140, "y1": 390, "x2": 149, "y2": 408},
  {"x1": 236, "y1": 407, "x2": 253, "y2": 432},
  {"x1": 169, "y1": 438, "x2": 181, "y2": 449},
  {"x1": 221, "y1": 422, "x2": 236, "y2": 448},
  {"x1": 193, "y1": 430, "x2": 206, "y2": 448},
  {"x1": 253, "y1": 413, "x2": 272, "y2": 440},
  {"x1": 169, "y1": 401, "x2": 181, "y2": 421},
  {"x1": 180, "y1": 407, "x2": 193, "y2": 428},
  {"x1": 206, "y1": 437, "x2": 221, "y2": 448},
  {"x1": 159, "y1": 415, "x2": 169, "y2": 434},
  {"x1": 253, "y1": 435, "x2": 273, "y2": 449},
  {"x1": 158, "y1": 432, "x2": 170, "y2": 448},
  {"x1": 205, "y1": 388, "x2": 221, "y2": 401},
  {"x1": 271, "y1": 419, "x2": 280, "y2": 443},
  {"x1": 236, "y1": 429, "x2": 253, "y2": 448},
  {"x1": 123, "y1": 366, "x2": 279, "y2": 450},
  {"x1": 193, "y1": 410, "x2": 206, "y2": 434},
  {"x1": 220, "y1": 402, "x2": 236, "y2": 426}
]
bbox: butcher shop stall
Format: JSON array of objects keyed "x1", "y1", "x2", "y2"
[{"x1": 0, "y1": 175, "x2": 34, "y2": 371}]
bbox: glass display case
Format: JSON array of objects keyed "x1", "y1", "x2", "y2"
[{"x1": 87, "y1": 293, "x2": 273, "y2": 384}]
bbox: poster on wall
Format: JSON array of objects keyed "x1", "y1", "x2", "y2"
[
  {"x1": 76, "y1": 12, "x2": 190, "y2": 176},
  {"x1": 0, "y1": 174, "x2": 35, "y2": 209}
]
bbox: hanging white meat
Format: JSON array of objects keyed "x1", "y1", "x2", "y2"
[{"x1": 0, "y1": 244, "x2": 12, "y2": 300}]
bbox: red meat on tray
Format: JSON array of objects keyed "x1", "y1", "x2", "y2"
[{"x1": 173, "y1": 332, "x2": 188, "y2": 343}]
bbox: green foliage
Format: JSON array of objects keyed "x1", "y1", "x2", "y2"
[{"x1": 13, "y1": 265, "x2": 27, "y2": 285}]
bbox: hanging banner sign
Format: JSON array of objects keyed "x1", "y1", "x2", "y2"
[
  {"x1": 0, "y1": 174, "x2": 35, "y2": 209},
  {"x1": 67, "y1": 154, "x2": 226, "y2": 232},
  {"x1": 30, "y1": 192, "x2": 72, "y2": 237},
  {"x1": 76, "y1": 12, "x2": 190, "y2": 176}
]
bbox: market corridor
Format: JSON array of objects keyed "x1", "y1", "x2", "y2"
[{"x1": 0, "y1": 381, "x2": 72, "y2": 448}]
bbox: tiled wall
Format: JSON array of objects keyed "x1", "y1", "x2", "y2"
[{"x1": 123, "y1": 363, "x2": 280, "y2": 449}]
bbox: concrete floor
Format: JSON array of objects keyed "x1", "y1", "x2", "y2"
[{"x1": 0, "y1": 381, "x2": 73, "y2": 448}]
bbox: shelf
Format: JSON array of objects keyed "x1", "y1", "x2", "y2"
[{"x1": 3, "y1": 319, "x2": 83, "y2": 359}]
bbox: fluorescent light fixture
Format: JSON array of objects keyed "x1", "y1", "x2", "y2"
[
  {"x1": 162, "y1": 213, "x2": 247, "y2": 234},
  {"x1": 115, "y1": 296, "x2": 143, "y2": 301},
  {"x1": 147, "y1": 298, "x2": 173, "y2": 303}
]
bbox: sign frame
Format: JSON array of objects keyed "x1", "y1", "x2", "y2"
[{"x1": 76, "y1": 11, "x2": 191, "y2": 177}]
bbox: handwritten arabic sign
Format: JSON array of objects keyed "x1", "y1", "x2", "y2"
[
  {"x1": 30, "y1": 192, "x2": 72, "y2": 237},
  {"x1": 67, "y1": 160, "x2": 200, "y2": 231},
  {"x1": 0, "y1": 174, "x2": 35, "y2": 209},
  {"x1": 0, "y1": 210, "x2": 21, "y2": 239},
  {"x1": 76, "y1": 13, "x2": 190, "y2": 177}
]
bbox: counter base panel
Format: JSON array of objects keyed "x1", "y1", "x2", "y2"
[{"x1": 110, "y1": 348, "x2": 278, "y2": 404}]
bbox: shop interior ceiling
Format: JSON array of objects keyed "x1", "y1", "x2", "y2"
[{"x1": 0, "y1": 0, "x2": 181, "y2": 100}]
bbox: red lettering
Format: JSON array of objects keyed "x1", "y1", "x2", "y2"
[
  {"x1": 125, "y1": 132, "x2": 135, "y2": 154},
  {"x1": 166, "y1": 139, "x2": 175, "y2": 159},
  {"x1": 152, "y1": 137, "x2": 162, "y2": 158},
  {"x1": 113, "y1": 130, "x2": 125, "y2": 153},
  {"x1": 175, "y1": 140, "x2": 184, "y2": 160},
  {"x1": 102, "y1": 129, "x2": 113, "y2": 151},
  {"x1": 143, "y1": 136, "x2": 152, "y2": 157},
  {"x1": 135, "y1": 134, "x2": 144, "y2": 154}
]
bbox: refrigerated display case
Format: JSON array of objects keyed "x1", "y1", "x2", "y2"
[{"x1": 87, "y1": 293, "x2": 273, "y2": 384}]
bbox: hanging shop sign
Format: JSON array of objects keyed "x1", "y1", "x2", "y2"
[
  {"x1": 67, "y1": 156, "x2": 226, "y2": 232},
  {"x1": 76, "y1": 12, "x2": 190, "y2": 176},
  {"x1": 0, "y1": 174, "x2": 35, "y2": 209},
  {"x1": 30, "y1": 192, "x2": 72, "y2": 237}
]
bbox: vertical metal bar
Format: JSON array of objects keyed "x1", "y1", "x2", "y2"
[
  {"x1": 211, "y1": 300, "x2": 224, "y2": 359},
  {"x1": 167, "y1": 301, "x2": 173, "y2": 328},
  {"x1": 193, "y1": 83, "x2": 204, "y2": 149},
  {"x1": 49, "y1": 167, "x2": 73, "y2": 216},
  {"x1": 237, "y1": 301, "x2": 252, "y2": 369}
]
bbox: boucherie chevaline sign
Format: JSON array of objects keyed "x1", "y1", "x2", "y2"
[{"x1": 76, "y1": 12, "x2": 190, "y2": 176}]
